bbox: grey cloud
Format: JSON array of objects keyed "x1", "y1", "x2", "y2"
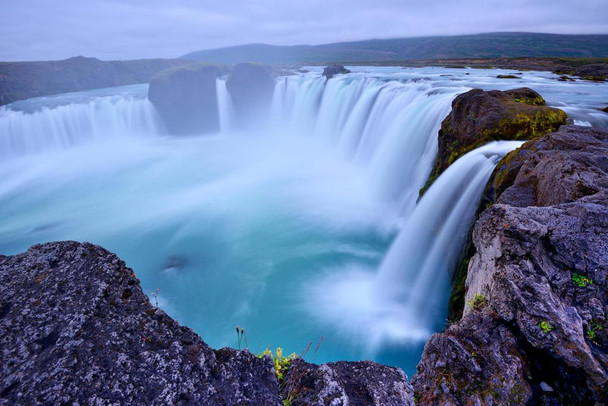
[{"x1": 0, "y1": 0, "x2": 606, "y2": 61}]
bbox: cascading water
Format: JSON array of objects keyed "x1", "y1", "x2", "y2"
[
  {"x1": 0, "y1": 84, "x2": 161, "y2": 158},
  {"x1": 0, "y1": 67, "x2": 607, "y2": 375}
]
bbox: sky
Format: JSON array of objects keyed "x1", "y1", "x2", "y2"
[{"x1": 1, "y1": 0, "x2": 607, "y2": 61}]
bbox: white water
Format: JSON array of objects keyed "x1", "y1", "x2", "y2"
[
  {"x1": 1, "y1": 67, "x2": 607, "y2": 374},
  {"x1": 0, "y1": 85, "x2": 161, "y2": 158}
]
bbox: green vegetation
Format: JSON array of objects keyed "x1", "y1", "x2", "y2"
[
  {"x1": 572, "y1": 273, "x2": 593, "y2": 288},
  {"x1": 467, "y1": 293, "x2": 487, "y2": 311},
  {"x1": 539, "y1": 321, "x2": 553, "y2": 333},
  {"x1": 258, "y1": 347, "x2": 298, "y2": 382},
  {"x1": 586, "y1": 321, "x2": 603, "y2": 343}
]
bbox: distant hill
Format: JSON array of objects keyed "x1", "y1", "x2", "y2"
[
  {"x1": 182, "y1": 33, "x2": 608, "y2": 64},
  {"x1": 0, "y1": 56, "x2": 190, "y2": 106}
]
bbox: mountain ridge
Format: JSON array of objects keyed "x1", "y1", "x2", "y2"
[{"x1": 182, "y1": 32, "x2": 608, "y2": 64}]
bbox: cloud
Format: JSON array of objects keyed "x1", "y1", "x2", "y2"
[{"x1": 0, "y1": 0, "x2": 606, "y2": 61}]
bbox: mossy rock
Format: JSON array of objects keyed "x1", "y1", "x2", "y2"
[{"x1": 419, "y1": 87, "x2": 567, "y2": 197}]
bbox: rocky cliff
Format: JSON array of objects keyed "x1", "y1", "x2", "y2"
[
  {"x1": 0, "y1": 56, "x2": 190, "y2": 106},
  {"x1": 148, "y1": 64, "x2": 226, "y2": 135},
  {"x1": 0, "y1": 242, "x2": 413, "y2": 405},
  {"x1": 420, "y1": 87, "x2": 567, "y2": 196},
  {"x1": 413, "y1": 125, "x2": 608, "y2": 404}
]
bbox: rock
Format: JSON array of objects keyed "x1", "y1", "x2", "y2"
[
  {"x1": 600, "y1": 106, "x2": 608, "y2": 113},
  {"x1": 0, "y1": 241, "x2": 281, "y2": 405},
  {"x1": 226, "y1": 63, "x2": 276, "y2": 130},
  {"x1": 322, "y1": 64, "x2": 351, "y2": 80},
  {"x1": 0, "y1": 57, "x2": 190, "y2": 106},
  {"x1": 412, "y1": 312, "x2": 531, "y2": 405},
  {"x1": 420, "y1": 88, "x2": 567, "y2": 196},
  {"x1": 558, "y1": 75, "x2": 575, "y2": 82},
  {"x1": 496, "y1": 74, "x2": 519, "y2": 79},
  {"x1": 282, "y1": 359, "x2": 414, "y2": 405},
  {"x1": 415, "y1": 125, "x2": 608, "y2": 405},
  {"x1": 148, "y1": 63, "x2": 223, "y2": 135}
]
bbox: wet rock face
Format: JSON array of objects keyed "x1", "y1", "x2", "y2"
[
  {"x1": 282, "y1": 359, "x2": 414, "y2": 406},
  {"x1": 0, "y1": 241, "x2": 281, "y2": 405},
  {"x1": 322, "y1": 64, "x2": 351, "y2": 79},
  {"x1": 148, "y1": 63, "x2": 223, "y2": 135},
  {"x1": 414, "y1": 126, "x2": 608, "y2": 405},
  {"x1": 226, "y1": 63, "x2": 276, "y2": 130},
  {"x1": 421, "y1": 87, "x2": 567, "y2": 195}
]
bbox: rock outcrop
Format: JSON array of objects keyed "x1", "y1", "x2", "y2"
[
  {"x1": 420, "y1": 87, "x2": 567, "y2": 195},
  {"x1": 148, "y1": 63, "x2": 224, "y2": 135},
  {"x1": 322, "y1": 64, "x2": 351, "y2": 80},
  {"x1": 226, "y1": 63, "x2": 276, "y2": 130},
  {"x1": 0, "y1": 56, "x2": 190, "y2": 106},
  {"x1": 0, "y1": 241, "x2": 414, "y2": 405},
  {"x1": 282, "y1": 359, "x2": 414, "y2": 406},
  {"x1": 0, "y1": 242, "x2": 280, "y2": 405},
  {"x1": 413, "y1": 125, "x2": 608, "y2": 405}
]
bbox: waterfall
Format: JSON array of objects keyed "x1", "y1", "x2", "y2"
[
  {"x1": 308, "y1": 141, "x2": 522, "y2": 351},
  {"x1": 0, "y1": 85, "x2": 162, "y2": 159},
  {"x1": 268, "y1": 75, "x2": 457, "y2": 212},
  {"x1": 216, "y1": 78, "x2": 236, "y2": 133}
]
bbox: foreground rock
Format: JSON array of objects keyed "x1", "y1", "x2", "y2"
[
  {"x1": 0, "y1": 242, "x2": 280, "y2": 405},
  {"x1": 0, "y1": 242, "x2": 414, "y2": 405},
  {"x1": 413, "y1": 125, "x2": 608, "y2": 405},
  {"x1": 282, "y1": 359, "x2": 414, "y2": 406},
  {"x1": 322, "y1": 64, "x2": 351, "y2": 79},
  {"x1": 148, "y1": 63, "x2": 225, "y2": 135},
  {"x1": 0, "y1": 56, "x2": 190, "y2": 106},
  {"x1": 420, "y1": 87, "x2": 567, "y2": 195}
]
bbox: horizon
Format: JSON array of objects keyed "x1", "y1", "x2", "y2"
[
  {"x1": 4, "y1": 31, "x2": 608, "y2": 63},
  {"x1": 1, "y1": 0, "x2": 607, "y2": 61}
]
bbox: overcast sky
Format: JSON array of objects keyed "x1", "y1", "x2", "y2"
[{"x1": 1, "y1": 0, "x2": 607, "y2": 61}]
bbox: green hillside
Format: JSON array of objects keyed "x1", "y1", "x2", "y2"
[{"x1": 182, "y1": 33, "x2": 608, "y2": 64}]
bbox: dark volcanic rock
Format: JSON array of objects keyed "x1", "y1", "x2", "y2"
[
  {"x1": 322, "y1": 64, "x2": 351, "y2": 79},
  {"x1": 414, "y1": 125, "x2": 608, "y2": 405},
  {"x1": 226, "y1": 63, "x2": 276, "y2": 130},
  {"x1": 0, "y1": 56, "x2": 190, "y2": 106},
  {"x1": 148, "y1": 63, "x2": 223, "y2": 135},
  {"x1": 0, "y1": 241, "x2": 281, "y2": 405},
  {"x1": 282, "y1": 359, "x2": 414, "y2": 405},
  {"x1": 420, "y1": 87, "x2": 567, "y2": 195},
  {"x1": 496, "y1": 74, "x2": 519, "y2": 79}
]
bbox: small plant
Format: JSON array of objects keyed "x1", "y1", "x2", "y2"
[
  {"x1": 235, "y1": 326, "x2": 248, "y2": 350},
  {"x1": 150, "y1": 288, "x2": 159, "y2": 307},
  {"x1": 539, "y1": 321, "x2": 553, "y2": 333},
  {"x1": 467, "y1": 293, "x2": 487, "y2": 311},
  {"x1": 258, "y1": 347, "x2": 297, "y2": 382},
  {"x1": 572, "y1": 273, "x2": 593, "y2": 288},
  {"x1": 586, "y1": 321, "x2": 603, "y2": 342}
]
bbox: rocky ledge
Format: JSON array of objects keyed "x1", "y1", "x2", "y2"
[
  {"x1": 0, "y1": 242, "x2": 413, "y2": 405},
  {"x1": 420, "y1": 87, "x2": 567, "y2": 195},
  {"x1": 413, "y1": 125, "x2": 608, "y2": 404}
]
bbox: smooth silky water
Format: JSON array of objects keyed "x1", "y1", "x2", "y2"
[{"x1": 1, "y1": 67, "x2": 607, "y2": 376}]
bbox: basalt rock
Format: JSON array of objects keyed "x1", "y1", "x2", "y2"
[
  {"x1": 226, "y1": 63, "x2": 276, "y2": 130},
  {"x1": 322, "y1": 64, "x2": 351, "y2": 80},
  {"x1": 420, "y1": 87, "x2": 567, "y2": 196},
  {"x1": 148, "y1": 63, "x2": 224, "y2": 135},
  {"x1": 0, "y1": 241, "x2": 281, "y2": 405},
  {"x1": 414, "y1": 126, "x2": 608, "y2": 405},
  {"x1": 282, "y1": 359, "x2": 414, "y2": 406}
]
